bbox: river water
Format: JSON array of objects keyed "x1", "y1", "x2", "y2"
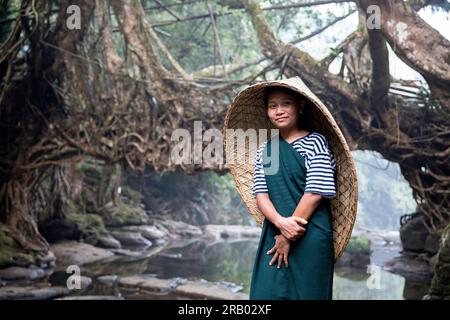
[{"x1": 77, "y1": 237, "x2": 431, "y2": 300}]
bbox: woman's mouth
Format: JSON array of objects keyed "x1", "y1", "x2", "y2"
[{"x1": 276, "y1": 117, "x2": 288, "y2": 122}]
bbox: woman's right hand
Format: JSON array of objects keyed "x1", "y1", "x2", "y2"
[{"x1": 275, "y1": 216, "x2": 308, "y2": 241}]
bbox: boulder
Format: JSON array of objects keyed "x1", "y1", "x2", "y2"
[
  {"x1": 154, "y1": 219, "x2": 203, "y2": 238},
  {"x1": 0, "y1": 266, "x2": 45, "y2": 282},
  {"x1": 175, "y1": 280, "x2": 248, "y2": 300},
  {"x1": 202, "y1": 225, "x2": 260, "y2": 240},
  {"x1": 425, "y1": 232, "x2": 442, "y2": 255},
  {"x1": 400, "y1": 216, "x2": 429, "y2": 252},
  {"x1": 51, "y1": 241, "x2": 114, "y2": 266},
  {"x1": 119, "y1": 275, "x2": 173, "y2": 293},
  {"x1": 0, "y1": 285, "x2": 69, "y2": 300},
  {"x1": 120, "y1": 225, "x2": 167, "y2": 240},
  {"x1": 96, "y1": 235, "x2": 121, "y2": 249},
  {"x1": 111, "y1": 231, "x2": 152, "y2": 248},
  {"x1": 56, "y1": 295, "x2": 123, "y2": 300},
  {"x1": 335, "y1": 251, "x2": 370, "y2": 268},
  {"x1": 110, "y1": 248, "x2": 144, "y2": 257},
  {"x1": 36, "y1": 251, "x2": 56, "y2": 269},
  {"x1": 97, "y1": 275, "x2": 119, "y2": 286},
  {"x1": 384, "y1": 252, "x2": 433, "y2": 276}
]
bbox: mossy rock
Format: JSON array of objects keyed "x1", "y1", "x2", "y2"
[
  {"x1": 0, "y1": 229, "x2": 35, "y2": 268},
  {"x1": 66, "y1": 213, "x2": 108, "y2": 240},
  {"x1": 429, "y1": 223, "x2": 450, "y2": 297},
  {"x1": 121, "y1": 186, "x2": 144, "y2": 203},
  {"x1": 345, "y1": 235, "x2": 371, "y2": 254},
  {"x1": 100, "y1": 200, "x2": 149, "y2": 227}
]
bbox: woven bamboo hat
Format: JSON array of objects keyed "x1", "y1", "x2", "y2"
[{"x1": 223, "y1": 76, "x2": 358, "y2": 261}]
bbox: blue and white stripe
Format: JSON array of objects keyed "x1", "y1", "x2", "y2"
[{"x1": 252, "y1": 132, "x2": 337, "y2": 198}]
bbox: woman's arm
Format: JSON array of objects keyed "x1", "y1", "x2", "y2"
[
  {"x1": 291, "y1": 192, "x2": 322, "y2": 221},
  {"x1": 255, "y1": 193, "x2": 307, "y2": 240}
]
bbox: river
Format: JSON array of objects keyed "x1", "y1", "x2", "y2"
[{"x1": 75, "y1": 237, "x2": 431, "y2": 300}]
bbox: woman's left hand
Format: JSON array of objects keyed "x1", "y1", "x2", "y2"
[{"x1": 267, "y1": 234, "x2": 291, "y2": 269}]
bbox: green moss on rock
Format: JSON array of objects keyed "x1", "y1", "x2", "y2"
[
  {"x1": 100, "y1": 200, "x2": 148, "y2": 227},
  {"x1": 345, "y1": 235, "x2": 371, "y2": 254},
  {"x1": 0, "y1": 229, "x2": 35, "y2": 268},
  {"x1": 66, "y1": 213, "x2": 107, "y2": 238},
  {"x1": 429, "y1": 223, "x2": 450, "y2": 298}
]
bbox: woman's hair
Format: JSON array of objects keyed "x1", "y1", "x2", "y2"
[{"x1": 263, "y1": 86, "x2": 314, "y2": 131}]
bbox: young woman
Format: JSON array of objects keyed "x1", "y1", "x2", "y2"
[{"x1": 249, "y1": 86, "x2": 336, "y2": 300}]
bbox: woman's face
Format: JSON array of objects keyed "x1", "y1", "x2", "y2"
[{"x1": 266, "y1": 91, "x2": 304, "y2": 130}]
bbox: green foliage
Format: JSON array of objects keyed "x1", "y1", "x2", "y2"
[{"x1": 345, "y1": 235, "x2": 371, "y2": 254}]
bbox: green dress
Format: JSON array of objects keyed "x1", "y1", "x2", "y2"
[{"x1": 249, "y1": 135, "x2": 334, "y2": 300}]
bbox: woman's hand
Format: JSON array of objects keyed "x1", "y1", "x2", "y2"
[
  {"x1": 275, "y1": 216, "x2": 308, "y2": 241},
  {"x1": 267, "y1": 234, "x2": 291, "y2": 268}
]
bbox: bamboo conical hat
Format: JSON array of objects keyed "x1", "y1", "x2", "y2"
[{"x1": 223, "y1": 76, "x2": 358, "y2": 261}]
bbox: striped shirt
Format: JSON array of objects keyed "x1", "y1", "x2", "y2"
[{"x1": 252, "y1": 132, "x2": 337, "y2": 198}]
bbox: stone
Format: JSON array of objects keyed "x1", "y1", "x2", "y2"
[
  {"x1": 425, "y1": 232, "x2": 441, "y2": 255},
  {"x1": 120, "y1": 225, "x2": 167, "y2": 240},
  {"x1": 111, "y1": 231, "x2": 152, "y2": 248},
  {"x1": 56, "y1": 295, "x2": 124, "y2": 300},
  {"x1": 97, "y1": 275, "x2": 119, "y2": 286},
  {"x1": 0, "y1": 285, "x2": 69, "y2": 300},
  {"x1": 155, "y1": 219, "x2": 203, "y2": 238},
  {"x1": 110, "y1": 248, "x2": 144, "y2": 257},
  {"x1": 334, "y1": 251, "x2": 370, "y2": 268},
  {"x1": 175, "y1": 280, "x2": 248, "y2": 300},
  {"x1": 400, "y1": 216, "x2": 429, "y2": 252},
  {"x1": 96, "y1": 235, "x2": 122, "y2": 249},
  {"x1": 39, "y1": 219, "x2": 82, "y2": 243},
  {"x1": 51, "y1": 241, "x2": 114, "y2": 266},
  {"x1": 0, "y1": 266, "x2": 45, "y2": 281},
  {"x1": 384, "y1": 253, "x2": 433, "y2": 276},
  {"x1": 119, "y1": 275, "x2": 172, "y2": 293},
  {"x1": 202, "y1": 225, "x2": 261, "y2": 240}
]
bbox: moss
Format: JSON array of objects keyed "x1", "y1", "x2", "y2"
[
  {"x1": 100, "y1": 200, "x2": 148, "y2": 227},
  {"x1": 66, "y1": 213, "x2": 107, "y2": 237},
  {"x1": 0, "y1": 229, "x2": 35, "y2": 268},
  {"x1": 122, "y1": 186, "x2": 144, "y2": 203},
  {"x1": 345, "y1": 235, "x2": 371, "y2": 254},
  {"x1": 429, "y1": 223, "x2": 450, "y2": 297}
]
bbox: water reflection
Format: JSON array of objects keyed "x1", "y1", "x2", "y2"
[{"x1": 82, "y1": 239, "x2": 430, "y2": 300}]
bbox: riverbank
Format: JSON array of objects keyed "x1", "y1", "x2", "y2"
[
  {"x1": 0, "y1": 220, "x2": 259, "y2": 300},
  {"x1": 0, "y1": 218, "x2": 433, "y2": 300}
]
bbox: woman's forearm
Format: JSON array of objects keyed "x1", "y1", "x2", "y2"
[
  {"x1": 255, "y1": 193, "x2": 283, "y2": 228},
  {"x1": 292, "y1": 192, "x2": 322, "y2": 221}
]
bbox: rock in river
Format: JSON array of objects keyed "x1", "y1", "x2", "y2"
[
  {"x1": 56, "y1": 295, "x2": 124, "y2": 300},
  {"x1": 120, "y1": 225, "x2": 167, "y2": 240},
  {"x1": 51, "y1": 241, "x2": 114, "y2": 266},
  {"x1": 119, "y1": 275, "x2": 173, "y2": 293},
  {"x1": 110, "y1": 231, "x2": 152, "y2": 248},
  {"x1": 175, "y1": 280, "x2": 248, "y2": 300},
  {"x1": 0, "y1": 266, "x2": 45, "y2": 282},
  {"x1": 0, "y1": 285, "x2": 69, "y2": 300}
]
